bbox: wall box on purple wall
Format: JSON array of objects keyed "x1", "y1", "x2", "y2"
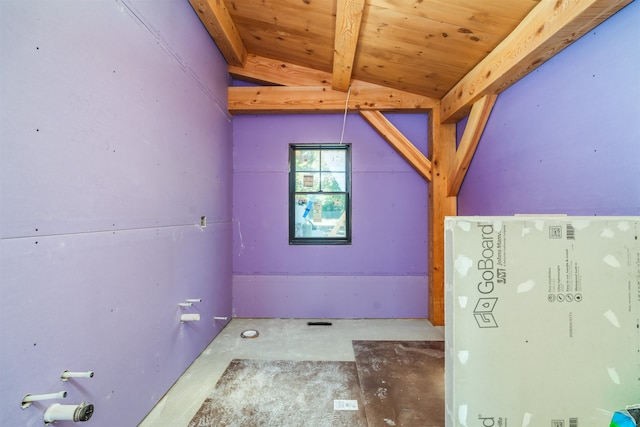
[{"x1": 444, "y1": 216, "x2": 640, "y2": 427}]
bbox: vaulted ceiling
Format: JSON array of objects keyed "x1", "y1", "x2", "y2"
[
  {"x1": 188, "y1": 0, "x2": 633, "y2": 326},
  {"x1": 189, "y1": 0, "x2": 631, "y2": 122}
]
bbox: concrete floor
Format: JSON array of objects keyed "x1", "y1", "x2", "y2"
[{"x1": 138, "y1": 318, "x2": 444, "y2": 427}]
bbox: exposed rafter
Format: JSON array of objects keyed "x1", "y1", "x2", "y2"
[
  {"x1": 447, "y1": 94, "x2": 497, "y2": 196},
  {"x1": 189, "y1": 0, "x2": 247, "y2": 67},
  {"x1": 360, "y1": 110, "x2": 432, "y2": 182},
  {"x1": 198, "y1": 0, "x2": 632, "y2": 125},
  {"x1": 229, "y1": 54, "x2": 334, "y2": 87},
  {"x1": 333, "y1": 0, "x2": 365, "y2": 92},
  {"x1": 440, "y1": 0, "x2": 633, "y2": 123}
]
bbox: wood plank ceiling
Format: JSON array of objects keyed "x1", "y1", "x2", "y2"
[
  {"x1": 189, "y1": 0, "x2": 633, "y2": 325},
  {"x1": 230, "y1": 0, "x2": 538, "y2": 98}
]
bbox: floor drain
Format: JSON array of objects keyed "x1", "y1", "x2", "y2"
[{"x1": 240, "y1": 329, "x2": 259, "y2": 339}]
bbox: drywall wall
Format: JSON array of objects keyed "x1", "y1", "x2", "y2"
[
  {"x1": 457, "y1": 1, "x2": 640, "y2": 216},
  {"x1": 0, "y1": 1, "x2": 232, "y2": 426},
  {"x1": 232, "y1": 113, "x2": 430, "y2": 318}
]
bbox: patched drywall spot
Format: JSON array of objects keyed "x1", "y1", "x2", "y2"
[
  {"x1": 601, "y1": 228, "x2": 614, "y2": 238},
  {"x1": 517, "y1": 280, "x2": 535, "y2": 293},
  {"x1": 455, "y1": 255, "x2": 473, "y2": 277},
  {"x1": 458, "y1": 404, "x2": 468, "y2": 426},
  {"x1": 572, "y1": 220, "x2": 591, "y2": 230},
  {"x1": 603, "y1": 309, "x2": 620, "y2": 328},
  {"x1": 458, "y1": 296, "x2": 468, "y2": 309},
  {"x1": 603, "y1": 254, "x2": 621, "y2": 268},
  {"x1": 457, "y1": 221, "x2": 471, "y2": 232},
  {"x1": 607, "y1": 367, "x2": 621, "y2": 385},
  {"x1": 617, "y1": 221, "x2": 630, "y2": 231}
]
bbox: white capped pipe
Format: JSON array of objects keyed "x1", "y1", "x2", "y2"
[
  {"x1": 213, "y1": 316, "x2": 229, "y2": 320},
  {"x1": 44, "y1": 402, "x2": 94, "y2": 423},
  {"x1": 185, "y1": 299, "x2": 202, "y2": 303},
  {"x1": 61, "y1": 370, "x2": 94, "y2": 381},
  {"x1": 180, "y1": 313, "x2": 200, "y2": 322},
  {"x1": 21, "y1": 391, "x2": 66, "y2": 409},
  {"x1": 177, "y1": 302, "x2": 192, "y2": 307}
]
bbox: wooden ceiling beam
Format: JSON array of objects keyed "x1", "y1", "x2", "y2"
[
  {"x1": 229, "y1": 54, "x2": 393, "y2": 88},
  {"x1": 360, "y1": 110, "x2": 432, "y2": 182},
  {"x1": 440, "y1": 0, "x2": 633, "y2": 123},
  {"x1": 447, "y1": 94, "x2": 497, "y2": 196},
  {"x1": 229, "y1": 54, "x2": 334, "y2": 87},
  {"x1": 228, "y1": 85, "x2": 437, "y2": 114},
  {"x1": 333, "y1": 0, "x2": 366, "y2": 92},
  {"x1": 189, "y1": 0, "x2": 247, "y2": 67}
]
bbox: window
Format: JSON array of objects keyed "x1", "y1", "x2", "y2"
[{"x1": 289, "y1": 144, "x2": 351, "y2": 245}]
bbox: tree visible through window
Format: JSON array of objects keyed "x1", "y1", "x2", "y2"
[{"x1": 289, "y1": 144, "x2": 351, "y2": 245}]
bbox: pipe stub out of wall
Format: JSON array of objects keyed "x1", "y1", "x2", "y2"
[
  {"x1": 240, "y1": 329, "x2": 259, "y2": 339},
  {"x1": 61, "y1": 370, "x2": 94, "y2": 381},
  {"x1": 21, "y1": 391, "x2": 67, "y2": 409}
]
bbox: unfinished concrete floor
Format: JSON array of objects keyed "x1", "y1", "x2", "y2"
[{"x1": 138, "y1": 318, "x2": 444, "y2": 427}]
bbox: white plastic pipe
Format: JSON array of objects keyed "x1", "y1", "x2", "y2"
[
  {"x1": 21, "y1": 391, "x2": 66, "y2": 409},
  {"x1": 213, "y1": 316, "x2": 229, "y2": 320},
  {"x1": 177, "y1": 302, "x2": 193, "y2": 307},
  {"x1": 44, "y1": 402, "x2": 94, "y2": 423},
  {"x1": 185, "y1": 299, "x2": 202, "y2": 303},
  {"x1": 61, "y1": 370, "x2": 94, "y2": 381},
  {"x1": 180, "y1": 313, "x2": 200, "y2": 322}
]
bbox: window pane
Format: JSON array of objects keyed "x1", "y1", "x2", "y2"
[
  {"x1": 290, "y1": 143, "x2": 350, "y2": 245},
  {"x1": 295, "y1": 172, "x2": 320, "y2": 192},
  {"x1": 293, "y1": 193, "x2": 347, "y2": 238},
  {"x1": 320, "y1": 150, "x2": 346, "y2": 172},
  {"x1": 295, "y1": 149, "x2": 320, "y2": 171},
  {"x1": 321, "y1": 171, "x2": 346, "y2": 192}
]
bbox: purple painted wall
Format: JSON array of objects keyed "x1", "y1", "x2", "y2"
[
  {"x1": 2, "y1": 0, "x2": 635, "y2": 423},
  {"x1": 458, "y1": 2, "x2": 640, "y2": 216},
  {"x1": 232, "y1": 113, "x2": 431, "y2": 318},
  {"x1": 0, "y1": 1, "x2": 232, "y2": 426}
]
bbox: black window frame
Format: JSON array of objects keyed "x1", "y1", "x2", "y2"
[{"x1": 289, "y1": 143, "x2": 352, "y2": 245}]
